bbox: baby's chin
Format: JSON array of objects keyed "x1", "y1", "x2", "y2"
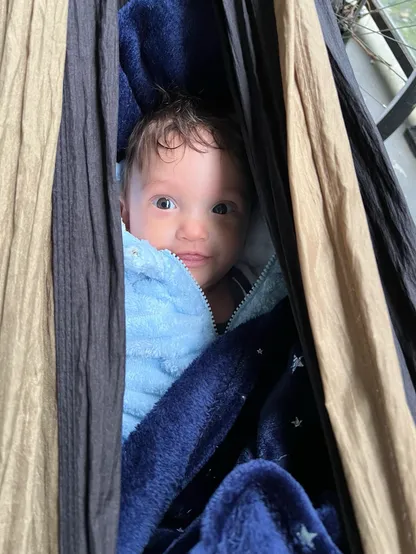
[
  {"x1": 189, "y1": 267, "x2": 230, "y2": 295},
  {"x1": 182, "y1": 265, "x2": 215, "y2": 293},
  {"x1": 188, "y1": 267, "x2": 210, "y2": 291}
]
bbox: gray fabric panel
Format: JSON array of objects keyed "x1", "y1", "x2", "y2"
[{"x1": 53, "y1": 0, "x2": 125, "y2": 552}]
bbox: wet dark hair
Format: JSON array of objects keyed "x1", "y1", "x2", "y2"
[{"x1": 122, "y1": 90, "x2": 251, "y2": 196}]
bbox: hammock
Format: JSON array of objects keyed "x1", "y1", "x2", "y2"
[{"x1": 0, "y1": 0, "x2": 415, "y2": 553}]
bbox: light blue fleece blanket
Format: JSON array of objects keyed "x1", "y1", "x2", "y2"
[{"x1": 122, "y1": 227, "x2": 286, "y2": 441}]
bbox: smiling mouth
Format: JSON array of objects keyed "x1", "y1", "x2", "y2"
[{"x1": 176, "y1": 253, "x2": 211, "y2": 267}]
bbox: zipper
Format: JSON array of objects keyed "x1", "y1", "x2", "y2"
[
  {"x1": 167, "y1": 251, "x2": 218, "y2": 335},
  {"x1": 224, "y1": 254, "x2": 276, "y2": 333},
  {"x1": 167, "y1": 250, "x2": 276, "y2": 336}
]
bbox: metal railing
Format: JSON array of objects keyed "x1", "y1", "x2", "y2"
[{"x1": 365, "y1": 0, "x2": 416, "y2": 140}]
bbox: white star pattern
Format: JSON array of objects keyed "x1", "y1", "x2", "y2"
[
  {"x1": 291, "y1": 417, "x2": 302, "y2": 428},
  {"x1": 257, "y1": 348, "x2": 263, "y2": 355},
  {"x1": 291, "y1": 355, "x2": 304, "y2": 373},
  {"x1": 296, "y1": 525, "x2": 318, "y2": 550}
]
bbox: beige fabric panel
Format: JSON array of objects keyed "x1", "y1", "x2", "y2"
[
  {"x1": 273, "y1": 1, "x2": 416, "y2": 553},
  {"x1": 0, "y1": 1, "x2": 68, "y2": 552}
]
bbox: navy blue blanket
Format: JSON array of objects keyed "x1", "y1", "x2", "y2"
[
  {"x1": 119, "y1": 299, "x2": 345, "y2": 553},
  {"x1": 118, "y1": 0, "x2": 231, "y2": 158}
]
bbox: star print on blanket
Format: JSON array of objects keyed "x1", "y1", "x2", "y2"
[
  {"x1": 119, "y1": 298, "x2": 345, "y2": 553},
  {"x1": 182, "y1": 461, "x2": 341, "y2": 554}
]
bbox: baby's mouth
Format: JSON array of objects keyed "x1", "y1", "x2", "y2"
[{"x1": 176, "y1": 252, "x2": 212, "y2": 268}]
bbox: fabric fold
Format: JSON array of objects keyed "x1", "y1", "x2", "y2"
[
  {"x1": 117, "y1": 0, "x2": 232, "y2": 158},
  {"x1": 52, "y1": 0, "x2": 124, "y2": 552},
  {"x1": 191, "y1": 460, "x2": 341, "y2": 554},
  {"x1": 315, "y1": 0, "x2": 416, "y2": 415},
  {"x1": 273, "y1": 1, "x2": 416, "y2": 552},
  {"x1": 0, "y1": 1, "x2": 68, "y2": 552},
  {"x1": 213, "y1": 1, "x2": 362, "y2": 551},
  {"x1": 119, "y1": 299, "x2": 345, "y2": 553}
]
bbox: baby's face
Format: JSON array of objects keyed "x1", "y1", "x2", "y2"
[{"x1": 123, "y1": 141, "x2": 250, "y2": 291}]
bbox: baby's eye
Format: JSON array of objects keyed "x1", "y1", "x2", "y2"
[
  {"x1": 212, "y1": 203, "x2": 234, "y2": 215},
  {"x1": 152, "y1": 197, "x2": 176, "y2": 210}
]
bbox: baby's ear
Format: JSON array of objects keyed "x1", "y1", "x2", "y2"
[{"x1": 120, "y1": 195, "x2": 130, "y2": 231}]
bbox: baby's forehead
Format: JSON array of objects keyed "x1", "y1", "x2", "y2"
[
  {"x1": 211, "y1": 179, "x2": 248, "y2": 197},
  {"x1": 137, "y1": 144, "x2": 250, "y2": 196},
  {"x1": 141, "y1": 173, "x2": 249, "y2": 199}
]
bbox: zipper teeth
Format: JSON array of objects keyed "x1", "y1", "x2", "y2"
[
  {"x1": 224, "y1": 254, "x2": 276, "y2": 333},
  {"x1": 167, "y1": 251, "x2": 276, "y2": 336},
  {"x1": 168, "y1": 251, "x2": 218, "y2": 335}
]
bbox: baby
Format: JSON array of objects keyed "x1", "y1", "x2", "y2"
[
  {"x1": 120, "y1": 95, "x2": 252, "y2": 332},
  {"x1": 118, "y1": 99, "x2": 337, "y2": 554},
  {"x1": 119, "y1": 95, "x2": 285, "y2": 441}
]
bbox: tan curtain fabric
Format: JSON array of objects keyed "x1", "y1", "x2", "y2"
[
  {"x1": 273, "y1": 1, "x2": 416, "y2": 552},
  {"x1": 0, "y1": 1, "x2": 68, "y2": 552}
]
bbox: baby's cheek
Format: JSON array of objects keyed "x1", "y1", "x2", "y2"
[
  {"x1": 214, "y1": 223, "x2": 236, "y2": 251},
  {"x1": 129, "y1": 208, "x2": 155, "y2": 242},
  {"x1": 227, "y1": 217, "x2": 248, "y2": 244},
  {"x1": 147, "y1": 217, "x2": 179, "y2": 251},
  {"x1": 216, "y1": 221, "x2": 245, "y2": 262},
  {"x1": 142, "y1": 223, "x2": 168, "y2": 249}
]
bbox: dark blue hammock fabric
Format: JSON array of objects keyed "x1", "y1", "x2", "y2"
[{"x1": 118, "y1": 299, "x2": 345, "y2": 553}]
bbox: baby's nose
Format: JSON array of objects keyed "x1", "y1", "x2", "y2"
[{"x1": 177, "y1": 216, "x2": 209, "y2": 242}]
